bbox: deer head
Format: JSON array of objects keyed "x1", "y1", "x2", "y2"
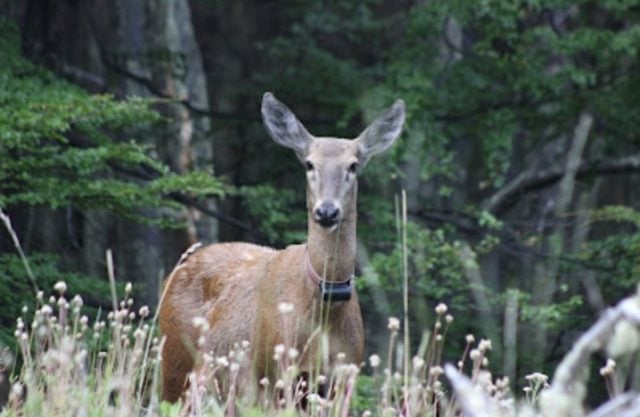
[{"x1": 261, "y1": 92, "x2": 405, "y2": 231}]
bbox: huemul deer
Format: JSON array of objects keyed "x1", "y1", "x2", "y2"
[{"x1": 158, "y1": 92, "x2": 405, "y2": 402}]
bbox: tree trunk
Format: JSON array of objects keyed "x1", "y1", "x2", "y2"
[
  {"x1": 20, "y1": 0, "x2": 215, "y2": 308},
  {"x1": 528, "y1": 112, "x2": 594, "y2": 370}
]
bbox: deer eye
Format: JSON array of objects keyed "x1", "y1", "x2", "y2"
[
  {"x1": 305, "y1": 160, "x2": 314, "y2": 171},
  {"x1": 348, "y1": 162, "x2": 359, "y2": 174}
]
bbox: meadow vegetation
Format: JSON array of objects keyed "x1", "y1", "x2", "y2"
[{"x1": 1, "y1": 215, "x2": 639, "y2": 417}]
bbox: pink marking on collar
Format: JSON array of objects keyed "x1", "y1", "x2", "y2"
[{"x1": 305, "y1": 250, "x2": 353, "y2": 287}]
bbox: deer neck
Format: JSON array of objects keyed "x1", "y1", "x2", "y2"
[{"x1": 306, "y1": 194, "x2": 357, "y2": 284}]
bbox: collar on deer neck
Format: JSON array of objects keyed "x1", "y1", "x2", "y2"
[{"x1": 305, "y1": 250, "x2": 353, "y2": 302}]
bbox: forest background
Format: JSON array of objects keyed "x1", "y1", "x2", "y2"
[{"x1": 1, "y1": 0, "x2": 639, "y2": 405}]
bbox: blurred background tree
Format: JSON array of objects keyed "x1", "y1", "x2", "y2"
[{"x1": 1, "y1": 0, "x2": 639, "y2": 401}]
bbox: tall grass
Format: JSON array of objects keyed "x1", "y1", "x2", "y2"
[{"x1": 1, "y1": 262, "x2": 510, "y2": 417}]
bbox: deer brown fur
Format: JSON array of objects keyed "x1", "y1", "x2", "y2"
[{"x1": 158, "y1": 92, "x2": 405, "y2": 402}]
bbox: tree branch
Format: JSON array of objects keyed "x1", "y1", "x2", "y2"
[{"x1": 483, "y1": 153, "x2": 640, "y2": 214}]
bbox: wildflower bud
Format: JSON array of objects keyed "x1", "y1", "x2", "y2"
[
  {"x1": 9, "y1": 383, "x2": 24, "y2": 402},
  {"x1": 241, "y1": 340, "x2": 250, "y2": 349},
  {"x1": 125, "y1": 282, "x2": 133, "y2": 293},
  {"x1": 412, "y1": 356, "x2": 425, "y2": 370},
  {"x1": 138, "y1": 306, "x2": 150, "y2": 318},
  {"x1": 230, "y1": 363, "x2": 240, "y2": 372},
  {"x1": 469, "y1": 349, "x2": 481, "y2": 361},
  {"x1": 435, "y1": 303, "x2": 448, "y2": 315},
  {"x1": 369, "y1": 354, "x2": 381, "y2": 369},
  {"x1": 478, "y1": 339, "x2": 492, "y2": 352},
  {"x1": 72, "y1": 295, "x2": 83, "y2": 308},
  {"x1": 445, "y1": 314, "x2": 453, "y2": 324},
  {"x1": 435, "y1": 334, "x2": 443, "y2": 342},
  {"x1": 482, "y1": 357, "x2": 489, "y2": 367},
  {"x1": 317, "y1": 374, "x2": 327, "y2": 384},
  {"x1": 260, "y1": 377, "x2": 269, "y2": 386},
  {"x1": 387, "y1": 317, "x2": 400, "y2": 332},
  {"x1": 496, "y1": 376, "x2": 510, "y2": 390},
  {"x1": 465, "y1": 334, "x2": 475, "y2": 344},
  {"x1": 132, "y1": 328, "x2": 144, "y2": 339},
  {"x1": 53, "y1": 281, "x2": 67, "y2": 294},
  {"x1": 278, "y1": 302, "x2": 294, "y2": 314},
  {"x1": 337, "y1": 352, "x2": 346, "y2": 362},
  {"x1": 429, "y1": 366, "x2": 444, "y2": 378},
  {"x1": 273, "y1": 344, "x2": 285, "y2": 361},
  {"x1": 192, "y1": 316, "x2": 210, "y2": 332},
  {"x1": 275, "y1": 379, "x2": 285, "y2": 390},
  {"x1": 525, "y1": 372, "x2": 549, "y2": 384},
  {"x1": 288, "y1": 348, "x2": 299, "y2": 359},
  {"x1": 216, "y1": 356, "x2": 229, "y2": 367},
  {"x1": 37, "y1": 291, "x2": 44, "y2": 301},
  {"x1": 21, "y1": 306, "x2": 28, "y2": 314}
]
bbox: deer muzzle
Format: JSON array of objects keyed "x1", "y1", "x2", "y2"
[{"x1": 314, "y1": 201, "x2": 341, "y2": 228}]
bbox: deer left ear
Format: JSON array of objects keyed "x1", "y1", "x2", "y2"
[
  {"x1": 355, "y1": 99, "x2": 405, "y2": 165},
  {"x1": 261, "y1": 92, "x2": 313, "y2": 162}
]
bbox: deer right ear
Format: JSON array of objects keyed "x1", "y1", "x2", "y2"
[
  {"x1": 261, "y1": 92, "x2": 313, "y2": 161},
  {"x1": 355, "y1": 99, "x2": 405, "y2": 165}
]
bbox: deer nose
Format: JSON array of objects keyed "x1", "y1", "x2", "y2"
[{"x1": 314, "y1": 202, "x2": 341, "y2": 227}]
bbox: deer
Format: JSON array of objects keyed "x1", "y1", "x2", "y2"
[{"x1": 158, "y1": 92, "x2": 405, "y2": 403}]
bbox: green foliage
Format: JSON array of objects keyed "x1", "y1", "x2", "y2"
[
  {"x1": 366, "y1": 221, "x2": 467, "y2": 309},
  {"x1": 519, "y1": 291, "x2": 584, "y2": 330},
  {"x1": 0, "y1": 18, "x2": 225, "y2": 225},
  {"x1": 591, "y1": 205, "x2": 640, "y2": 228},
  {"x1": 239, "y1": 185, "x2": 306, "y2": 244},
  {"x1": 351, "y1": 374, "x2": 377, "y2": 412}
]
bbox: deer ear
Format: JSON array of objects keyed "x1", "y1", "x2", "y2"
[
  {"x1": 261, "y1": 92, "x2": 313, "y2": 161},
  {"x1": 355, "y1": 99, "x2": 405, "y2": 165}
]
